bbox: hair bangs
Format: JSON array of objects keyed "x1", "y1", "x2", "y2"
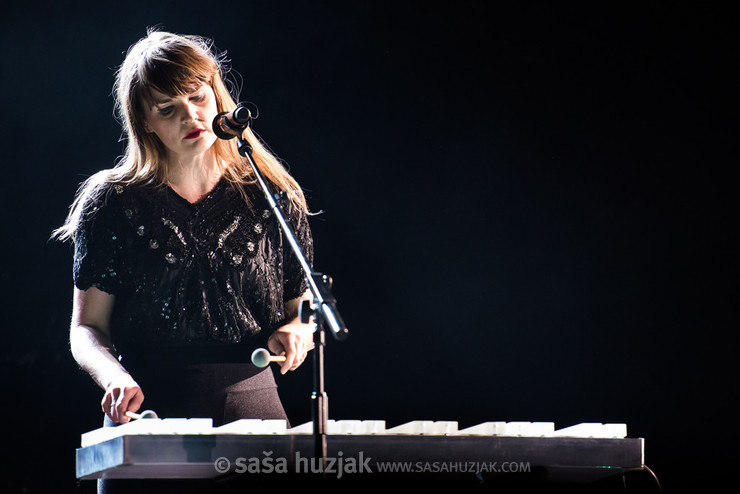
[{"x1": 135, "y1": 45, "x2": 216, "y2": 110}]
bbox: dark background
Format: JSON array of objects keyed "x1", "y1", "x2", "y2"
[{"x1": 1, "y1": 1, "x2": 736, "y2": 492}]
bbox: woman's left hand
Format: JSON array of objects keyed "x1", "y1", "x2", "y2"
[{"x1": 267, "y1": 322, "x2": 315, "y2": 374}]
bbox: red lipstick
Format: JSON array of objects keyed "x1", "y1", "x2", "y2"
[{"x1": 185, "y1": 129, "x2": 205, "y2": 139}]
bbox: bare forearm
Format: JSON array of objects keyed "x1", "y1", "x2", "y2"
[{"x1": 70, "y1": 324, "x2": 132, "y2": 391}]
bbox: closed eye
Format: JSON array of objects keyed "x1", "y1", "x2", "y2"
[{"x1": 157, "y1": 105, "x2": 174, "y2": 116}]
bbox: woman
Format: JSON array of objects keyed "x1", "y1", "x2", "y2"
[{"x1": 54, "y1": 30, "x2": 315, "y2": 490}]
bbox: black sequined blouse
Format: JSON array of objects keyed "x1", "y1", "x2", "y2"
[{"x1": 73, "y1": 177, "x2": 312, "y2": 369}]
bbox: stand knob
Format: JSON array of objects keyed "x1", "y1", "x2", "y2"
[{"x1": 299, "y1": 299, "x2": 314, "y2": 324}]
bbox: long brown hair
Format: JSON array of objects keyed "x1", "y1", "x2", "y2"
[{"x1": 54, "y1": 29, "x2": 307, "y2": 241}]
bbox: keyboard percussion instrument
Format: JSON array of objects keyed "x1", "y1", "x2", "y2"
[{"x1": 76, "y1": 416, "x2": 650, "y2": 488}]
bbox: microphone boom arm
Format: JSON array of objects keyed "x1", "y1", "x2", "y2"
[
  {"x1": 235, "y1": 137, "x2": 348, "y2": 342},
  {"x1": 214, "y1": 105, "x2": 349, "y2": 341}
]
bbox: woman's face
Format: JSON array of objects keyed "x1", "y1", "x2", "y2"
[{"x1": 143, "y1": 82, "x2": 220, "y2": 162}]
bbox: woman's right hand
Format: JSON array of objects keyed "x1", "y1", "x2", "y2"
[
  {"x1": 101, "y1": 374, "x2": 144, "y2": 424},
  {"x1": 71, "y1": 287, "x2": 145, "y2": 424}
]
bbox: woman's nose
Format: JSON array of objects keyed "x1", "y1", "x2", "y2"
[{"x1": 182, "y1": 102, "x2": 199, "y2": 122}]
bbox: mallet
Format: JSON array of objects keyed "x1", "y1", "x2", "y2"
[
  {"x1": 125, "y1": 409, "x2": 159, "y2": 420},
  {"x1": 251, "y1": 348, "x2": 287, "y2": 368}
]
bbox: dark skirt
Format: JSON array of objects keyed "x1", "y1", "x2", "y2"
[{"x1": 97, "y1": 362, "x2": 289, "y2": 494}]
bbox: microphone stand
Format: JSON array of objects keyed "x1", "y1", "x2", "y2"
[{"x1": 232, "y1": 124, "x2": 349, "y2": 473}]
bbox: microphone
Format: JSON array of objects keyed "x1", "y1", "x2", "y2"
[{"x1": 212, "y1": 104, "x2": 253, "y2": 140}]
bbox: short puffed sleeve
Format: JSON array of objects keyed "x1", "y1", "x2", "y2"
[
  {"x1": 73, "y1": 188, "x2": 129, "y2": 295},
  {"x1": 282, "y1": 204, "x2": 314, "y2": 302}
]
